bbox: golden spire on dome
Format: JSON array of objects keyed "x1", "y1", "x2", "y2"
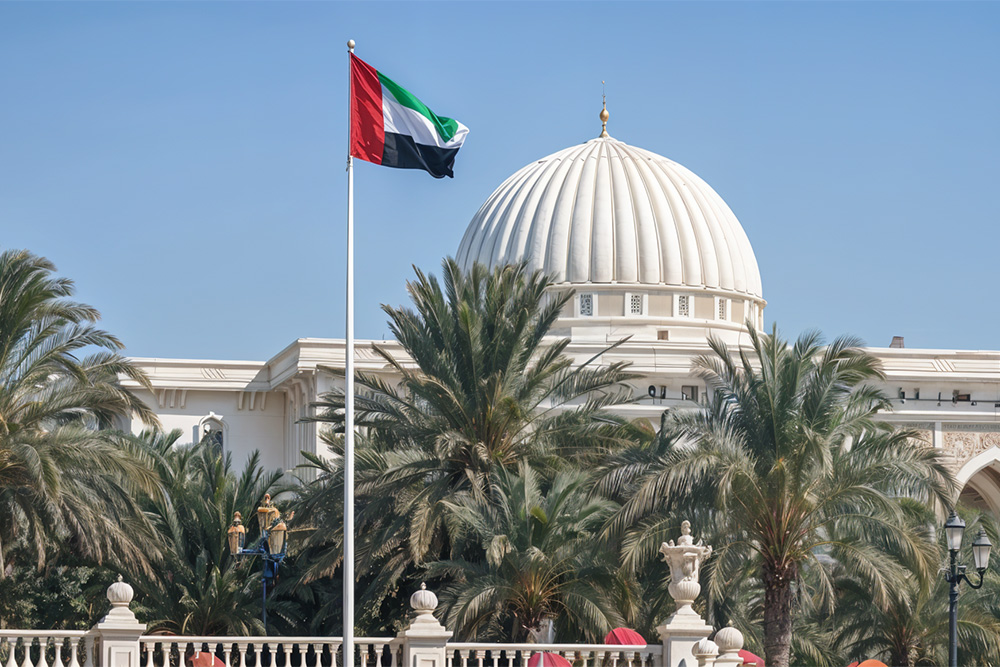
[{"x1": 599, "y1": 81, "x2": 609, "y2": 138}]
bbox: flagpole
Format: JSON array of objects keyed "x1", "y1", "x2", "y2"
[{"x1": 344, "y1": 37, "x2": 356, "y2": 667}]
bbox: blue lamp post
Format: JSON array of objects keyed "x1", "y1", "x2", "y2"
[{"x1": 228, "y1": 494, "x2": 292, "y2": 631}]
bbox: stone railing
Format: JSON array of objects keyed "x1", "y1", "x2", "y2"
[
  {"x1": 446, "y1": 644, "x2": 658, "y2": 667},
  {"x1": 0, "y1": 631, "x2": 98, "y2": 667},
  {"x1": 138, "y1": 637, "x2": 399, "y2": 667},
  {"x1": 5, "y1": 521, "x2": 743, "y2": 667}
]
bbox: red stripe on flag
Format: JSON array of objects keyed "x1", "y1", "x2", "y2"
[{"x1": 350, "y1": 54, "x2": 384, "y2": 164}]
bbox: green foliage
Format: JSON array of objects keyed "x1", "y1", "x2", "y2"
[
  {"x1": 123, "y1": 429, "x2": 282, "y2": 635},
  {"x1": 0, "y1": 558, "x2": 112, "y2": 629},
  {"x1": 0, "y1": 248, "x2": 161, "y2": 579},
  {"x1": 599, "y1": 324, "x2": 957, "y2": 667},
  {"x1": 427, "y1": 463, "x2": 623, "y2": 641},
  {"x1": 298, "y1": 259, "x2": 639, "y2": 628}
]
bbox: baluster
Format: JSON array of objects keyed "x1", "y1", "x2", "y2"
[
  {"x1": 459, "y1": 650, "x2": 468, "y2": 667},
  {"x1": 282, "y1": 643, "x2": 293, "y2": 667},
  {"x1": 580, "y1": 652, "x2": 590, "y2": 667},
  {"x1": 36, "y1": 638, "x2": 46, "y2": 667},
  {"x1": 489, "y1": 651, "x2": 498, "y2": 667},
  {"x1": 67, "y1": 639, "x2": 80, "y2": 667},
  {"x1": 267, "y1": 642, "x2": 278, "y2": 667},
  {"x1": 444, "y1": 649, "x2": 453, "y2": 667},
  {"x1": 4, "y1": 638, "x2": 17, "y2": 667},
  {"x1": 519, "y1": 651, "x2": 530, "y2": 667},
  {"x1": 221, "y1": 644, "x2": 231, "y2": 667},
  {"x1": 52, "y1": 638, "x2": 65, "y2": 667},
  {"x1": 82, "y1": 637, "x2": 93, "y2": 667},
  {"x1": 20, "y1": 638, "x2": 34, "y2": 667},
  {"x1": 389, "y1": 644, "x2": 398, "y2": 667},
  {"x1": 237, "y1": 644, "x2": 249, "y2": 667},
  {"x1": 610, "y1": 653, "x2": 619, "y2": 667},
  {"x1": 625, "y1": 653, "x2": 634, "y2": 667},
  {"x1": 504, "y1": 650, "x2": 514, "y2": 667},
  {"x1": 474, "y1": 650, "x2": 485, "y2": 667}
]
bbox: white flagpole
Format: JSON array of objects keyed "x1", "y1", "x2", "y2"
[{"x1": 344, "y1": 37, "x2": 356, "y2": 667}]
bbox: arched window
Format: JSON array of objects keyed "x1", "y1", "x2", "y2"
[{"x1": 200, "y1": 414, "x2": 225, "y2": 453}]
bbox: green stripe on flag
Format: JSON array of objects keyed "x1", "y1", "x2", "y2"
[{"x1": 378, "y1": 71, "x2": 459, "y2": 143}]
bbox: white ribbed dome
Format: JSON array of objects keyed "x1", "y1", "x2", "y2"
[{"x1": 456, "y1": 136, "x2": 763, "y2": 299}]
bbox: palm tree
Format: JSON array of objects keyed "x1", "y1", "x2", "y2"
[
  {"x1": 299, "y1": 260, "x2": 639, "y2": 603},
  {"x1": 427, "y1": 463, "x2": 624, "y2": 641},
  {"x1": 603, "y1": 324, "x2": 955, "y2": 667},
  {"x1": 833, "y1": 507, "x2": 1000, "y2": 667},
  {"x1": 127, "y1": 429, "x2": 282, "y2": 635},
  {"x1": 0, "y1": 248, "x2": 161, "y2": 576}
]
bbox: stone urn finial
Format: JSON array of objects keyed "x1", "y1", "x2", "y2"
[
  {"x1": 107, "y1": 574, "x2": 134, "y2": 607},
  {"x1": 409, "y1": 582, "x2": 440, "y2": 625},
  {"x1": 660, "y1": 520, "x2": 713, "y2": 617},
  {"x1": 99, "y1": 575, "x2": 142, "y2": 626}
]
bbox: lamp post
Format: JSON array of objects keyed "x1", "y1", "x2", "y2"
[
  {"x1": 944, "y1": 510, "x2": 992, "y2": 667},
  {"x1": 227, "y1": 494, "x2": 293, "y2": 632}
]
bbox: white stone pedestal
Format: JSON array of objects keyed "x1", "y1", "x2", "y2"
[
  {"x1": 92, "y1": 577, "x2": 146, "y2": 667},
  {"x1": 397, "y1": 584, "x2": 453, "y2": 667},
  {"x1": 657, "y1": 610, "x2": 714, "y2": 667}
]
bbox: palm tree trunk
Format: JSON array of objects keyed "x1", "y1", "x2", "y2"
[
  {"x1": 762, "y1": 564, "x2": 794, "y2": 667},
  {"x1": 888, "y1": 647, "x2": 912, "y2": 667}
]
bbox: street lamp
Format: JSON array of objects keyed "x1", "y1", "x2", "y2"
[
  {"x1": 228, "y1": 494, "x2": 294, "y2": 631},
  {"x1": 944, "y1": 510, "x2": 992, "y2": 667}
]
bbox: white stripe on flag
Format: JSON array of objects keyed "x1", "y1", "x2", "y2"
[{"x1": 382, "y1": 87, "x2": 468, "y2": 150}]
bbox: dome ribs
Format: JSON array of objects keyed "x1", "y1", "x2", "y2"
[
  {"x1": 456, "y1": 136, "x2": 764, "y2": 305},
  {"x1": 648, "y1": 156, "x2": 703, "y2": 288},
  {"x1": 608, "y1": 141, "x2": 639, "y2": 284},
  {"x1": 544, "y1": 148, "x2": 586, "y2": 284},
  {"x1": 618, "y1": 143, "x2": 662, "y2": 285},
  {"x1": 568, "y1": 143, "x2": 598, "y2": 284}
]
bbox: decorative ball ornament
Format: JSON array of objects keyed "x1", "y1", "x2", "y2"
[
  {"x1": 348, "y1": 40, "x2": 356, "y2": 50},
  {"x1": 691, "y1": 637, "x2": 719, "y2": 665},
  {"x1": 106, "y1": 574, "x2": 134, "y2": 607},
  {"x1": 410, "y1": 582, "x2": 438, "y2": 613},
  {"x1": 714, "y1": 624, "x2": 745, "y2": 654}
]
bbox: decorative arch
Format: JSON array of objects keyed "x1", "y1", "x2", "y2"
[
  {"x1": 955, "y1": 446, "x2": 1000, "y2": 516},
  {"x1": 197, "y1": 411, "x2": 228, "y2": 452}
]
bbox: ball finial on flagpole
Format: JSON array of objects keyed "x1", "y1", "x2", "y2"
[{"x1": 348, "y1": 39, "x2": 355, "y2": 52}]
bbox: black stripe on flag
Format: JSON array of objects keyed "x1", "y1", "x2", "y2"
[{"x1": 382, "y1": 132, "x2": 460, "y2": 179}]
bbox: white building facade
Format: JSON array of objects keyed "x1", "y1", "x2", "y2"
[{"x1": 123, "y1": 122, "x2": 1000, "y2": 514}]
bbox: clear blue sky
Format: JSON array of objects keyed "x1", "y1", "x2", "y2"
[{"x1": 2, "y1": 2, "x2": 998, "y2": 360}]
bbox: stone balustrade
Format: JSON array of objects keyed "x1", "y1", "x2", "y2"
[
  {"x1": 4, "y1": 520, "x2": 740, "y2": 667},
  {"x1": 446, "y1": 644, "x2": 659, "y2": 667},
  {"x1": 0, "y1": 631, "x2": 97, "y2": 667},
  {"x1": 139, "y1": 637, "x2": 398, "y2": 667}
]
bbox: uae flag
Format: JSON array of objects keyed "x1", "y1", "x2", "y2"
[{"x1": 350, "y1": 54, "x2": 468, "y2": 179}]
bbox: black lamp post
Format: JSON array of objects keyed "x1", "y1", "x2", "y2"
[
  {"x1": 944, "y1": 510, "x2": 992, "y2": 667},
  {"x1": 227, "y1": 495, "x2": 292, "y2": 632}
]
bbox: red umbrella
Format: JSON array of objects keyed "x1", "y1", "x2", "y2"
[
  {"x1": 528, "y1": 653, "x2": 572, "y2": 667},
  {"x1": 188, "y1": 654, "x2": 224, "y2": 667},
  {"x1": 739, "y1": 649, "x2": 765, "y2": 666},
  {"x1": 857, "y1": 662, "x2": 888, "y2": 667},
  {"x1": 603, "y1": 628, "x2": 646, "y2": 646}
]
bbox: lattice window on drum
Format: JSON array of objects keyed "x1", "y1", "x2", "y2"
[
  {"x1": 628, "y1": 293, "x2": 644, "y2": 316},
  {"x1": 677, "y1": 295, "x2": 690, "y2": 318},
  {"x1": 579, "y1": 293, "x2": 594, "y2": 317},
  {"x1": 718, "y1": 298, "x2": 728, "y2": 320}
]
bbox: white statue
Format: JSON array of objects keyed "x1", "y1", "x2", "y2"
[{"x1": 660, "y1": 520, "x2": 713, "y2": 616}]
